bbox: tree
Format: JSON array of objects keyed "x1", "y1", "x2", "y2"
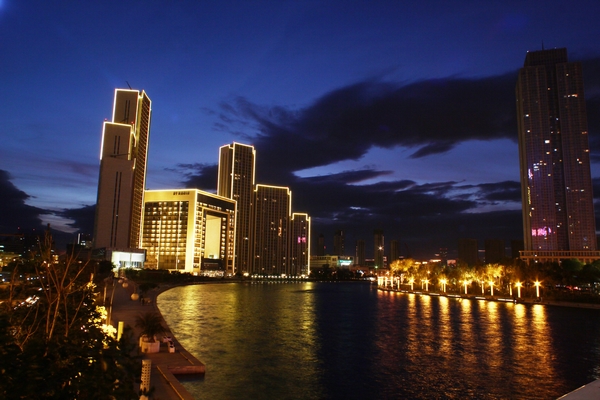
[{"x1": 0, "y1": 229, "x2": 140, "y2": 399}]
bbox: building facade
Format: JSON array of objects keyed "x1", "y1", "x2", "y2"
[
  {"x1": 516, "y1": 48, "x2": 597, "y2": 261},
  {"x1": 253, "y1": 185, "x2": 291, "y2": 275},
  {"x1": 217, "y1": 142, "x2": 256, "y2": 274},
  {"x1": 355, "y1": 239, "x2": 366, "y2": 267},
  {"x1": 374, "y1": 230, "x2": 384, "y2": 269},
  {"x1": 458, "y1": 238, "x2": 479, "y2": 266},
  {"x1": 94, "y1": 89, "x2": 151, "y2": 251},
  {"x1": 289, "y1": 213, "x2": 311, "y2": 276},
  {"x1": 141, "y1": 190, "x2": 236, "y2": 275},
  {"x1": 333, "y1": 230, "x2": 344, "y2": 256}
]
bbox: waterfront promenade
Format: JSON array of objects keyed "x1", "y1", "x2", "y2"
[
  {"x1": 109, "y1": 279, "x2": 204, "y2": 400},
  {"x1": 377, "y1": 285, "x2": 600, "y2": 309}
]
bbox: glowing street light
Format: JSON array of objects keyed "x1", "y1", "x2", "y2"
[
  {"x1": 534, "y1": 281, "x2": 541, "y2": 298},
  {"x1": 463, "y1": 280, "x2": 469, "y2": 294},
  {"x1": 489, "y1": 281, "x2": 494, "y2": 296},
  {"x1": 423, "y1": 279, "x2": 429, "y2": 291},
  {"x1": 409, "y1": 277, "x2": 415, "y2": 291},
  {"x1": 515, "y1": 282, "x2": 522, "y2": 298},
  {"x1": 440, "y1": 278, "x2": 447, "y2": 293}
]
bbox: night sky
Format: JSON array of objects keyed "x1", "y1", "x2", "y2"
[{"x1": 2, "y1": 0, "x2": 600, "y2": 259}]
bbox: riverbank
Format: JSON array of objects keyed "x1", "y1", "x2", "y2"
[
  {"x1": 109, "y1": 279, "x2": 205, "y2": 400},
  {"x1": 377, "y1": 285, "x2": 600, "y2": 309}
]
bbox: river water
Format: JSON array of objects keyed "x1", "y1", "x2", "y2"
[{"x1": 157, "y1": 281, "x2": 600, "y2": 399}]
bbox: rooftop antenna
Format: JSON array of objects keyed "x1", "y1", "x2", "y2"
[{"x1": 126, "y1": 81, "x2": 132, "y2": 90}]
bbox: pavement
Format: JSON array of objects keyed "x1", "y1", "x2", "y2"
[{"x1": 107, "y1": 278, "x2": 204, "y2": 400}]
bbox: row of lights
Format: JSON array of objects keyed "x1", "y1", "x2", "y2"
[{"x1": 379, "y1": 276, "x2": 542, "y2": 298}]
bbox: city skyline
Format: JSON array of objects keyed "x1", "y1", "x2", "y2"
[{"x1": 3, "y1": 1, "x2": 600, "y2": 259}]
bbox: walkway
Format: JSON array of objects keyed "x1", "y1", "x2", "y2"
[{"x1": 108, "y1": 279, "x2": 205, "y2": 400}]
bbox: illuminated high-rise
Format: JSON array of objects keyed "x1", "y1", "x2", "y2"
[
  {"x1": 217, "y1": 143, "x2": 256, "y2": 274},
  {"x1": 141, "y1": 189, "x2": 236, "y2": 275},
  {"x1": 289, "y1": 213, "x2": 310, "y2": 276},
  {"x1": 516, "y1": 48, "x2": 597, "y2": 262},
  {"x1": 94, "y1": 89, "x2": 151, "y2": 251},
  {"x1": 253, "y1": 184, "x2": 290, "y2": 275}
]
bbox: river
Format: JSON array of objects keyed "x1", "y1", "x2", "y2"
[{"x1": 157, "y1": 281, "x2": 600, "y2": 399}]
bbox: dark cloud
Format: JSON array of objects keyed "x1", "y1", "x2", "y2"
[
  {"x1": 0, "y1": 169, "x2": 47, "y2": 232},
  {"x1": 216, "y1": 72, "x2": 518, "y2": 184},
  {"x1": 57, "y1": 204, "x2": 96, "y2": 235},
  {"x1": 169, "y1": 163, "x2": 218, "y2": 192},
  {"x1": 202, "y1": 59, "x2": 600, "y2": 258}
]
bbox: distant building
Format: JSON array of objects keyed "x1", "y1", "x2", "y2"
[
  {"x1": 253, "y1": 185, "x2": 291, "y2": 275},
  {"x1": 511, "y1": 240, "x2": 524, "y2": 260},
  {"x1": 458, "y1": 238, "x2": 478, "y2": 266},
  {"x1": 289, "y1": 213, "x2": 311, "y2": 276},
  {"x1": 333, "y1": 230, "x2": 345, "y2": 256},
  {"x1": 355, "y1": 239, "x2": 365, "y2": 267},
  {"x1": 141, "y1": 189, "x2": 236, "y2": 275},
  {"x1": 389, "y1": 240, "x2": 399, "y2": 264},
  {"x1": 310, "y1": 255, "x2": 354, "y2": 270},
  {"x1": 516, "y1": 48, "x2": 600, "y2": 263},
  {"x1": 484, "y1": 239, "x2": 505, "y2": 264},
  {"x1": 94, "y1": 89, "x2": 151, "y2": 251},
  {"x1": 317, "y1": 234, "x2": 326, "y2": 256},
  {"x1": 374, "y1": 230, "x2": 384, "y2": 269},
  {"x1": 217, "y1": 142, "x2": 256, "y2": 274}
]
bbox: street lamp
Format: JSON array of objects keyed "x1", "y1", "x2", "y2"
[
  {"x1": 534, "y1": 281, "x2": 541, "y2": 298},
  {"x1": 409, "y1": 277, "x2": 414, "y2": 291},
  {"x1": 463, "y1": 280, "x2": 469, "y2": 294},
  {"x1": 515, "y1": 281, "x2": 522, "y2": 298},
  {"x1": 423, "y1": 279, "x2": 429, "y2": 291},
  {"x1": 489, "y1": 281, "x2": 494, "y2": 296},
  {"x1": 440, "y1": 278, "x2": 447, "y2": 293}
]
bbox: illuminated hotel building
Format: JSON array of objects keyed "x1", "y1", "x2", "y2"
[
  {"x1": 516, "y1": 48, "x2": 599, "y2": 263},
  {"x1": 93, "y1": 89, "x2": 151, "y2": 265},
  {"x1": 141, "y1": 190, "x2": 236, "y2": 275},
  {"x1": 289, "y1": 213, "x2": 311, "y2": 276},
  {"x1": 217, "y1": 143, "x2": 256, "y2": 274},
  {"x1": 253, "y1": 185, "x2": 291, "y2": 275}
]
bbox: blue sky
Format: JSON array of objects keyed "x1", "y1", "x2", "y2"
[{"x1": 2, "y1": 0, "x2": 600, "y2": 258}]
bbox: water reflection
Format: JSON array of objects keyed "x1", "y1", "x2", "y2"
[{"x1": 158, "y1": 283, "x2": 599, "y2": 399}]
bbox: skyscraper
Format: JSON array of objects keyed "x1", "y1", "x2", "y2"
[
  {"x1": 217, "y1": 143, "x2": 256, "y2": 274},
  {"x1": 458, "y1": 238, "x2": 479, "y2": 266},
  {"x1": 355, "y1": 239, "x2": 366, "y2": 267},
  {"x1": 289, "y1": 213, "x2": 311, "y2": 276},
  {"x1": 374, "y1": 229, "x2": 384, "y2": 269},
  {"x1": 94, "y1": 89, "x2": 151, "y2": 250},
  {"x1": 333, "y1": 230, "x2": 344, "y2": 256},
  {"x1": 516, "y1": 48, "x2": 597, "y2": 262},
  {"x1": 253, "y1": 184, "x2": 291, "y2": 275}
]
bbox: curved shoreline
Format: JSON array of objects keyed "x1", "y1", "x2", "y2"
[{"x1": 110, "y1": 280, "x2": 206, "y2": 400}]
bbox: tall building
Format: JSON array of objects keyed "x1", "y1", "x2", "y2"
[
  {"x1": 355, "y1": 239, "x2": 365, "y2": 267},
  {"x1": 389, "y1": 239, "x2": 399, "y2": 264},
  {"x1": 141, "y1": 190, "x2": 236, "y2": 275},
  {"x1": 374, "y1": 229, "x2": 384, "y2": 269},
  {"x1": 289, "y1": 213, "x2": 311, "y2": 276},
  {"x1": 458, "y1": 238, "x2": 479, "y2": 266},
  {"x1": 94, "y1": 89, "x2": 151, "y2": 252},
  {"x1": 316, "y1": 234, "x2": 326, "y2": 256},
  {"x1": 484, "y1": 239, "x2": 505, "y2": 264},
  {"x1": 517, "y1": 48, "x2": 598, "y2": 262},
  {"x1": 253, "y1": 185, "x2": 291, "y2": 275},
  {"x1": 217, "y1": 143, "x2": 256, "y2": 274},
  {"x1": 333, "y1": 230, "x2": 344, "y2": 256}
]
